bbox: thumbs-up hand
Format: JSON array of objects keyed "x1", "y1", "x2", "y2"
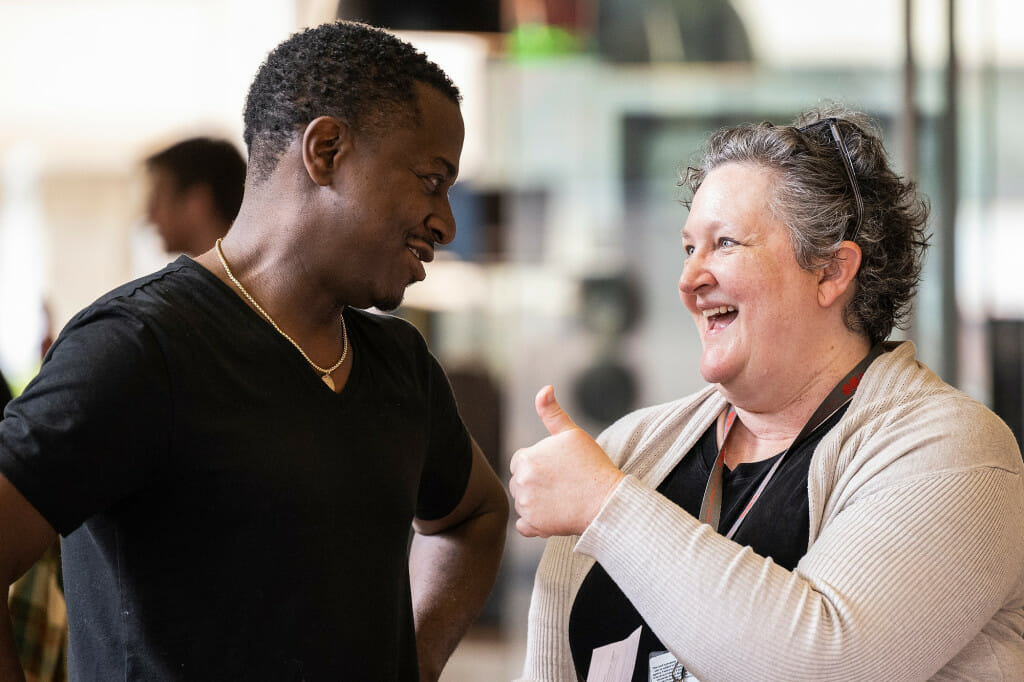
[{"x1": 509, "y1": 386, "x2": 626, "y2": 538}]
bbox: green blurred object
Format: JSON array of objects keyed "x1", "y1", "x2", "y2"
[{"x1": 506, "y1": 22, "x2": 582, "y2": 60}]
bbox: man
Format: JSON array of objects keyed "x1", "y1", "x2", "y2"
[
  {"x1": 0, "y1": 21, "x2": 508, "y2": 681},
  {"x1": 144, "y1": 136, "x2": 246, "y2": 256}
]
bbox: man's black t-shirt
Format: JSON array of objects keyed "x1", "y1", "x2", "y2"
[
  {"x1": 0, "y1": 257, "x2": 472, "y2": 681},
  {"x1": 568, "y1": 405, "x2": 848, "y2": 681}
]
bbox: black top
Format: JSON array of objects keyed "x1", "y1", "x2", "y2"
[
  {"x1": 0, "y1": 367, "x2": 11, "y2": 415},
  {"x1": 0, "y1": 257, "x2": 472, "y2": 681},
  {"x1": 568, "y1": 404, "x2": 848, "y2": 681}
]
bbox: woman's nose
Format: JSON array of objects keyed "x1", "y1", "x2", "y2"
[{"x1": 678, "y1": 254, "x2": 714, "y2": 296}]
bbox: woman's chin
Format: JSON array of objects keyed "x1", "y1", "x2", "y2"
[{"x1": 699, "y1": 352, "x2": 736, "y2": 386}]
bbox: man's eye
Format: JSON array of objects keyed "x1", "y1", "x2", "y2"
[
  {"x1": 423, "y1": 175, "x2": 443, "y2": 192},
  {"x1": 719, "y1": 237, "x2": 737, "y2": 248},
  {"x1": 683, "y1": 245, "x2": 695, "y2": 256}
]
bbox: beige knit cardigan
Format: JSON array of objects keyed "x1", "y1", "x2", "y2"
[{"x1": 518, "y1": 342, "x2": 1024, "y2": 681}]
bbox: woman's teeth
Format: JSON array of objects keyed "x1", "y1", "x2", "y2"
[{"x1": 703, "y1": 305, "x2": 737, "y2": 318}]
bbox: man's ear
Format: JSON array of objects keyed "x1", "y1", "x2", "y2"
[
  {"x1": 818, "y1": 241, "x2": 863, "y2": 308},
  {"x1": 301, "y1": 116, "x2": 352, "y2": 186}
]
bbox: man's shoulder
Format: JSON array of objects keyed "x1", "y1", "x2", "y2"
[
  {"x1": 67, "y1": 257, "x2": 215, "y2": 328},
  {"x1": 39, "y1": 259, "x2": 231, "y2": 375},
  {"x1": 92, "y1": 256, "x2": 202, "y2": 306}
]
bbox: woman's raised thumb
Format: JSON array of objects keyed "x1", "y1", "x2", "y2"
[{"x1": 535, "y1": 385, "x2": 577, "y2": 435}]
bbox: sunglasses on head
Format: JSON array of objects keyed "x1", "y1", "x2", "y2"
[{"x1": 798, "y1": 117, "x2": 864, "y2": 243}]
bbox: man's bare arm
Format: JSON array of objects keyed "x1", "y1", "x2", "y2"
[
  {"x1": 0, "y1": 473, "x2": 58, "y2": 682},
  {"x1": 410, "y1": 440, "x2": 509, "y2": 682}
]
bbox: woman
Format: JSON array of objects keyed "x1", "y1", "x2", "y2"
[{"x1": 509, "y1": 107, "x2": 1024, "y2": 681}]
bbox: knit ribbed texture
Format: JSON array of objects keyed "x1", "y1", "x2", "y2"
[{"x1": 517, "y1": 342, "x2": 1024, "y2": 681}]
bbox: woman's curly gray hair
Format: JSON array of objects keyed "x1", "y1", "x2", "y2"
[{"x1": 682, "y1": 105, "x2": 930, "y2": 345}]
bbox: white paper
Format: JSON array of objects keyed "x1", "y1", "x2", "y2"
[
  {"x1": 587, "y1": 626, "x2": 643, "y2": 682},
  {"x1": 648, "y1": 650, "x2": 678, "y2": 682},
  {"x1": 648, "y1": 650, "x2": 701, "y2": 682}
]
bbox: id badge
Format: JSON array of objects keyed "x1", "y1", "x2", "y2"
[{"x1": 648, "y1": 650, "x2": 699, "y2": 682}]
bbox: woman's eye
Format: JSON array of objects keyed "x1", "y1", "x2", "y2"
[
  {"x1": 719, "y1": 237, "x2": 737, "y2": 248},
  {"x1": 683, "y1": 245, "x2": 695, "y2": 256}
]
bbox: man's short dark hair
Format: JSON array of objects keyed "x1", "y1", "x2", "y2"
[
  {"x1": 243, "y1": 21, "x2": 461, "y2": 182},
  {"x1": 145, "y1": 137, "x2": 246, "y2": 223}
]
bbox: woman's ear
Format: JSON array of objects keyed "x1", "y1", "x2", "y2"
[
  {"x1": 301, "y1": 116, "x2": 352, "y2": 186},
  {"x1": 818, "y1": 240, "x2": 863, "y2": 308}
]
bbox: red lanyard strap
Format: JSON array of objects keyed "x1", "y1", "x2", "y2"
[{"x1": 699, "y1": 344, "x2": 883, "y2": 540}]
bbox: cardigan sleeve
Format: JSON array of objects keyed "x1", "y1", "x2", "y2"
[{"x1": 517, "y1": 535, "x2": 589, "y2": 682}]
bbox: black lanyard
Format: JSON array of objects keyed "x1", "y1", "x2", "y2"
[{"x1": 699, "y1": 345, "x2": 883, "y2": 540}]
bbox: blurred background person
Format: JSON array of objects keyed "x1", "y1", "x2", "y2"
[{"x1": 143, "y1": 136, "x2": 246, "y2": 256}]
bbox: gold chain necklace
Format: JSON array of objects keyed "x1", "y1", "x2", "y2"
[{"x1": 215, "y1": 238, "x2": 348, "y2": 390}]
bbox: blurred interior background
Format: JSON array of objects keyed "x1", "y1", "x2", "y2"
[{"x1": 2, "y1": 0, "x2": 1023, "y2": 679}]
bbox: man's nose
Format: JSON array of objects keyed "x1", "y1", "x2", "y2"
[{"x1": 427, "y1": 197, "x2": 456, "y2": 245}]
